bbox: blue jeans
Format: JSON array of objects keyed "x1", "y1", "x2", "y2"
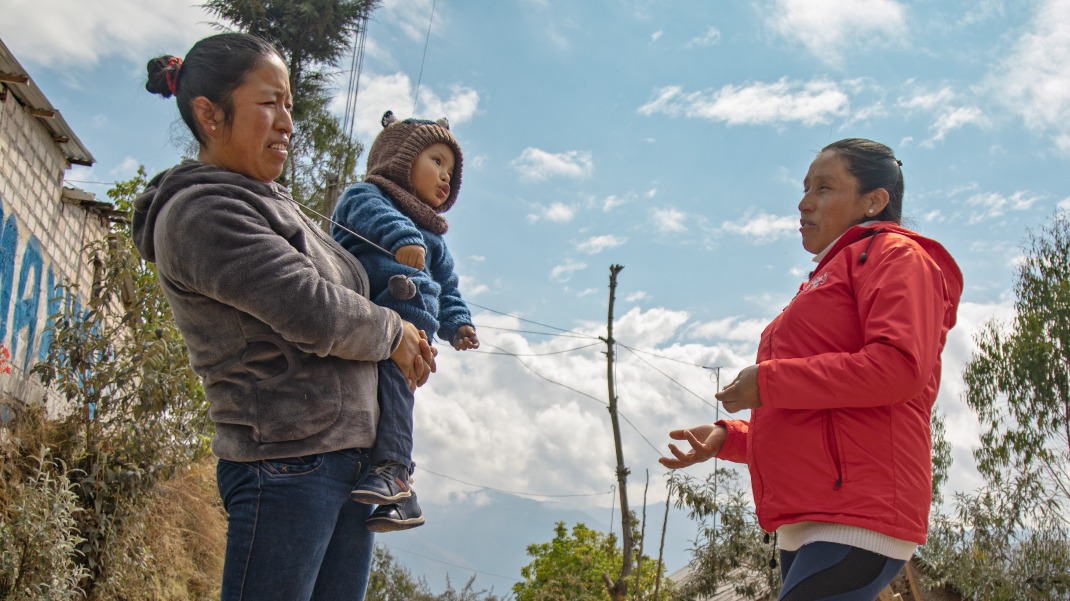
[
  {"x1": 778, "y1": 542, "x2": 905, "y2": 600},
  {"x1": 217, "y1": 449, "x2": 375, "y2": 600},
  {"x1": 371, "y1": 360, "x2": 415, "y2": 466}
]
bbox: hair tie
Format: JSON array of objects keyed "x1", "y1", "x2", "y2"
[
  {"x1": 165, "y1": 56, "x2": 183, "y2": 96},
  {"x1": 894, "y1": 158, "x2": 903, "y2": 167}
]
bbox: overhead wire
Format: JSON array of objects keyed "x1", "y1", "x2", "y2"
[
  {"x1": 618, "y1": 344, "x2": 719, "y2": 411},
  {"x1": 339, "y1": 11, "x2": 368, "y2": 146},
  {"x1": 468, "y1": 301, "x2": 600, "y2": 339},
  {"x1": 473, "y1": 324, "x2": 596, "y2": 339},
  {"x1": 480, "y1": 342, "x2": 666, "y2": 458},
  {"x1": 411, "y1": 0, "x2": 437, "y2": 114},
  {"x1": 467, "y1": 341, "x2": 602, "y2": 356},
  {"x1": 618, "y1": 343, "x2": 720, "y2": 370},
  {"x1": 482, "y1": 341, "x2": 605, "y2": 407}
]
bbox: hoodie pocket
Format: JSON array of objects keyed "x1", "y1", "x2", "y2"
[{"x1": 245, "y1": 337, "x2": 341, "y2": 443}]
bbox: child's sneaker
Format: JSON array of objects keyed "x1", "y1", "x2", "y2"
[
  {"x1": 351, "y1": 461, "x2": 413, "y2": 504},
  {"x1": 365, "y1": 492, "x2": 425, "y2": 532}
]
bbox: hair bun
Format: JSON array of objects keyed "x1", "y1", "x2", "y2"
[{"x1": 145, "y1": 55, "x2": 179, "y2": 98}]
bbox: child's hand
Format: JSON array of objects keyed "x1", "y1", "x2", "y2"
[
  {"x1": 452, "y1": 325, "x2": 479, "y2": 351},
  {"x1": 396, "y1": 245, "x2": 426, "y2": 270}
]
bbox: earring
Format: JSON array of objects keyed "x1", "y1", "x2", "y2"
[{"x1": 211, "y1": 125, "x2": 217, "y2": 131}]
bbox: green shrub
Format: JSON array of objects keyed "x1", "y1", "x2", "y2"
[{"x1": 0, "y1": 448, "x2": 87, "y2": 601}]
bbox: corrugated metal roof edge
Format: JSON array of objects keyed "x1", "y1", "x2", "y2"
[{"x1": 0, "y1": 36, "x2": 95, "y2": 167}]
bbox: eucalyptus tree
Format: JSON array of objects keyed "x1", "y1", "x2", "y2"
[{"x1": 921, "y1": 211, "x2": 1070, "y2": 600}]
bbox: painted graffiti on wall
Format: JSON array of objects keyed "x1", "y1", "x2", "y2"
[{"x1": 0, "y1": 193, "x2": 82, "y2": 373}]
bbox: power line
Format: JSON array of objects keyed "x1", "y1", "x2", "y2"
[
  {"x1": 469, "y1": 301, "x2": 600, "y2": 339},
  {"x1": 474, "y1": 324, "x2": 596, "y2": 340},
  {"x1": 619, "y1": 345, "x2": 719, "y2": 411},
  {"x1": 468, "y1": 342, "x2": 602, "y2": 357},
  {"x1": 482, "y1": 342, "x2": 666, "y2": 459},
  {"x1": 618, "y1": 343, "x2": 721, "y2": 371},
  {"x1": 482, "y1": 342, "x2": 605, "y2": 406},
  {"x1": 411, "y1": 0, "x2": 437, "y2": 115}
]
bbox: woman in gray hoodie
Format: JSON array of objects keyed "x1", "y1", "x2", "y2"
[{"x1": 135, "y1": 32, "x2": 435, "y2": 600}]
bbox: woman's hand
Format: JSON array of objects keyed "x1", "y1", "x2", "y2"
[
  {"x1": 659, "y1": 423, "x2": 727, "y2": 469},
  {"x1": 715, "y1": 364, "x2": 761, "y2": 413},
  {"x1": 390, "y1": 322, "x2": 437, "y2": 390}
]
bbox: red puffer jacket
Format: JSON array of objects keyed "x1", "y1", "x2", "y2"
[{"x1": 717, "y1": 222, "x2": 962, "y2": 544}]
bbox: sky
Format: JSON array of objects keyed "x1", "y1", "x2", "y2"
[{"x1": 3, "y1": 0, "x2": 1070, "y2": 594}]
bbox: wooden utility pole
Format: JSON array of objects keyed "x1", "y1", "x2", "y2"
[{"x1": 602, "y1": 264, "x2": 633, "y2": 601}]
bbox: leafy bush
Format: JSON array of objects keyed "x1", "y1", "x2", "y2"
[{"x1": 0, "y1": 447, "x2": 87, "y2": 601}]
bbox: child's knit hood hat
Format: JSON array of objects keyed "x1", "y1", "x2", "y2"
[{"x1": 364, "y1": 110, "x2": 463, "y2": 235}]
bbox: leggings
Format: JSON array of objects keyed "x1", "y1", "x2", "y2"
[{"x1": 777, "y1": 542, "x2": 905, "y2": 601}]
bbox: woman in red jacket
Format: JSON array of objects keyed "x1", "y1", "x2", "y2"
[{"x1": 661, "y1": 138, "x2": 962, "y2": 600}]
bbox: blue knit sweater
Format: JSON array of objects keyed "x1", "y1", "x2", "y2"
[{"x1": 331, "y1": 182, "x2": 472, "y2": 343}]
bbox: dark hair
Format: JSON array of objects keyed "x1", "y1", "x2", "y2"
[
  {"x1": 145, "y1": 33, "x2": 284, "y2": 146},
  {"x1": 822, "y1": 138, "x2": 904, "y2": 224}
]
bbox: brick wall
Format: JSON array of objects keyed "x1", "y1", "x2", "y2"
[{"x1": 0, "y1": 85, "x2": 109, "y2": 411}]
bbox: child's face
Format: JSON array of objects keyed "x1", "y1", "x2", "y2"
[{"x1": 410, "y1": 142, "x2": 456, "y2": 209}]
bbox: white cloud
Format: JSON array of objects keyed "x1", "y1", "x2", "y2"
[
  {"x1": 414, "y1": 85, "x2": 481, "y2": 126},
  {"x1": 651, "y1": 30, "x2": 664, "y2": 43},
  {"x1": 1059, "y1": 197, "x2": 1070, "y2": 210},
  {"x1": 526, "y1": 202, "x2": 576, "y2": 224},
  {"x1": 603, "y1": 194, "x2": 627, "y2": 211},
  {"x1": 334, "y1": 73, "x2": 480, "y2": 146},
  {"x1": 379, "y1": 0, "x2": 447, "y2": 42},
  {"x1": 512, "y1": 148, "x2": 594, "y2": 182},
  {"x1": 687, "y1": 26, "x2": 721, "y2": 48},
  {"x1": 965, "y1": 191, "x2": 1041, "y2": 224},
  {"x1": 927, "y1": 106, "x2": 985, "y2": 144},
  {"x1": 550, "y1": 259, "x2": 587, "y2": 283},
  {"x1": 577, "y1": 235, "x2": 627, "y2": 255},
  {"x1": 985, "y1": 0, "x2": 1070, "y2": 151},
  {"x1": 638, "y1": 78, "x2": 850, "y2": 127},
  {"x1": 897, "y1": 87, "x2": 985, "y2": 146},
  {"x1": 690, "y1": 316, "x2": 769, "y2": 344},
  {"x1": 721, "y1": 211, "x2": 799, "y2": 243},
  {"x1": 617, "y1": 306, "x2": 693, "y2": 347},
  {"x1": 109, "y1": 157, "x2": 140, "y2": 178},
  {"x1": 626, "y1": 291, "x2": 650, "y2": 303},
  {"x1": 898, "y1": 87, "x2": 956, "y2": 112},
  {"x1": 921, "y1": 209, "x2": 944, "y2": 223},
  {"x1": 651, "y1": 208, "x2": 688, "y2": 233},
  {"x1": 0, "y1": 0, "x2": 216, "y2": 68},
  {"x1": 458, "y1": 275, "x2": 489, "y2": 298},
  {"x1": 766, "y1": 0, "x2": 908, "y2": 66}
]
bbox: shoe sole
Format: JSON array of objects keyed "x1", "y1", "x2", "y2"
[
  {"x1": 365, "y1": 516, "x2": 425, "y2": 533},
  {"x1": 350, "y1": 489, "x2": 412, "y2": 504}
]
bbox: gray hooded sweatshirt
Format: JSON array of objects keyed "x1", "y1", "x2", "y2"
[{"x1": 132, "y1": 160, "x2": 403, "y2": 461}]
